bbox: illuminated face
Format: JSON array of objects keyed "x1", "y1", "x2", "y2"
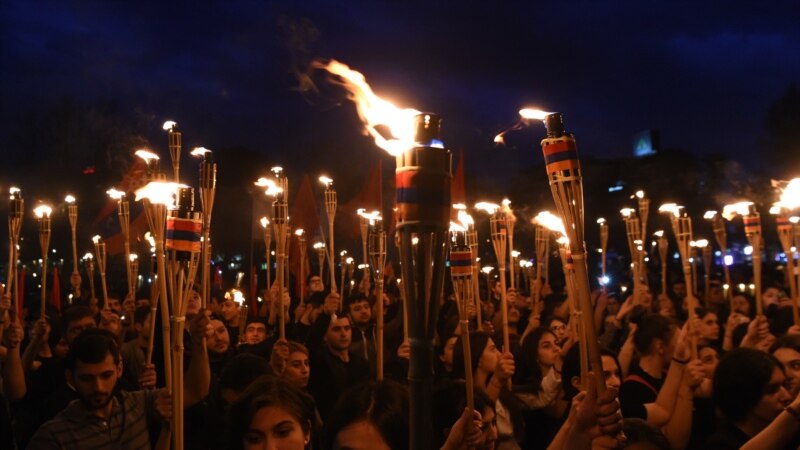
[
  {"x1": 243, "y1": 406, "x2": 309, "y2": 450},
  {"x1": 245, "y1": 323, "x2": 268, "y2": 344},
  {"x1": 659, "y1": 298, "x2": 676, "y2": 319},
  {"x1": 699, "y1": 346, "x2": 719, "y2": 379},
  {"x1": 477, "y1": 338, "x2": 500, "y2": 375},
  {"x1": 439, "y1": 336, "x2": 458, "y2": 371},
  {"x1": 773, "y1": 347, "x2": 800, "y2": 397},
  {"x1": 187, "y1": 291, "x2": 202, "y2": 315},
  {"x1": 220, "y1": 299, "x2": 240, "y2": 322},
  {"x1": 348, "y1": 300, "x2": 372, "y2": 327},
  {"x1": 282, "y1": 351, "x2": 310, "y2": 389},
  {"x1": 601, "y1": 355, "x2": 621, "y2": 391},
  {"x1": 308, "y1": 276, "x2": 324, "y2": 293},
  {"x1": 606, "y1": 297, "x2": 620, "y2": 315},
  {"x1": 107, "y1": 298, "x2": 122, "y2": 313},
  {"x1": 763, "y1": 288, "x2": 781, "y2": 307},
  {"x1": 537, "y1": 332, "x2": 561, "y2": 368},
  {"x1": 67, "y1": 354, "x2": 121, "y2": 412},
  {"x1": 549, "y1": 319, "x2": 567, "y2": 342},
  {"x1": 750, "y1": 367, "x2": 792, "y2": 424},
  {"x1": 732, "y1": 295, "x2": 751, "y2": 316},
  {"x1": 206, "y1": 319, "x2": 230, "y2": 354},
  {"x1": 325, "y1": 316, "x2": 352, "y2": 352},
  {"x1": 672, "y1": 282, "x2": 687, "y2": 298},
  {"x1": 66, "y1": 316, "x2": 96, "y2": 345},
  {"x1": 699, "y1": 313, "x2": 720, "y2": 341}
]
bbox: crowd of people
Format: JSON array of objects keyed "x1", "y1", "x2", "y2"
[{"x1": 2, "y1": 258, "x2": 800, "y2": 449}]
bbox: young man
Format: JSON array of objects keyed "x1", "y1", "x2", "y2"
[
  {"x1": 347, "y1": 294, "x2": 376, "y2": 363},
  {"x1": 771, "y1": 334, "x2": 800, "y2": 397}
]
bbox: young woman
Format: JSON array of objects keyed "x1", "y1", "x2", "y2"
[
  {"x1": 272, "y1": 341, "x2": 311, "y2": 390},
  {"x1": 227, "y1": 376, "x2": 318, "y2": 450}
]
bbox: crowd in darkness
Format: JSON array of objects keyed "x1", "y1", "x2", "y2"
[{"x1": 3, "y1": 253, "x2": 800, "y2": 449}]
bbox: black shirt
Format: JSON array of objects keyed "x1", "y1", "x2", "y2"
[{"x1": 619, "y1": 363, "x2": 665, "y2": 420}]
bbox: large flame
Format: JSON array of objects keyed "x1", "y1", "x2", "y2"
[
  {"x1": 33, "y1": 204, "x2": 52, "y2": 218},
  {"x1": 658, "y1": 203, "x2": 682, "y2": 218},
  {"x1": 457, "y1": 209, "x2": 474, "y2": 228},
  {"x1": 162, "y1": 120, "x2": 177, "y2": 131},
  {"x1": 319, "y1": 175, "x2": 334, "y2": 187},
  {"x1": 107, "y1": 188, "x2": 125, "y2": 200},
  {"x1": 65, "y1": 195, "x2": 76, "y2": 204},
  {"x1": 255, "y1": 177, "x2": 283, "y2": 197},
  {"x1": 620, "y1": 207, "x2": 636, "y2": 218},
  {"x1": 190, "y1": 147, "x2": 211, "y2": 157},
  {"x1": 475, "y1": 202, "x2": 500, "y2": 215},
  {"x1": 704, "y1": 210, "x2": 718, "y2": 220},
  {"x1": 777, "y1": 178, "x2": 800, "y2": 210},
  {"x1": 533, "y1": 211, "x2": 566, "y2": 235},
  {"x1": 358, "y1": 209, "x2": 382, "y2": 225},
  {"x1": 501, "y1": 198, "x2": 516, "y2": 222},
  {"x1": 135, "y1": 181, "x2": 180, "y2": 206},
  {"x1": 135, "y1": 149, "x2": 160, "y2": 163},
  {"x1": 449, "y1": 221, "x2": 466, "y2": 233},
  {"x1": 722, "y1": 201, "x2": 753, "y2": 220},
  {"x1": 312, "y1": 59, "x2": 420, "y2": 156}
]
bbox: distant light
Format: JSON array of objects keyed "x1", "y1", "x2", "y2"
[
  {"x1": 714, "y1": 250, "x2": 722, "y2": 257},
  {"x1": 673, "y1": 252, "x2": 680, "y2": 260},
  {"x1": 600, "y1": 276, "x2": 610, "y2": 285},
  {"x1": 744, "y1": 245, "x2": 753, "y2": 256},
  {"x1": 608, "y1": 185, "x2": 624, "y2": 193},
  {"x1": 644, "y1": 257, "x2": 650, "y2": 262},
  {"x1": 749, "y1": 283, "x2": 755, "y2": 290},
  {"x1": 620, "y1": 285, "x2": 628, "y2": 293},
  {"x1": 738, "y1": 283, "x2": 746, "y2": 291},
  {"x1": 724, "y1": 255, "x2": 734, "y2": 266}
]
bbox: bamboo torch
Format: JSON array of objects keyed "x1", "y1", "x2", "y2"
[
  {"x1": 92, "y1": 235, "x2": 109, "y2": 312},
  {"x1": 369, "y1": 215, "x2": 386, "y2": 380},
  {"x1": 260, "y1": 217, "x2": 272, "y2": 292},
  {"x1": 773, "y1": 206, "x2": 798, "y2": 324},
  {"x1": 528, "y1": 110, "x2": 605, "y2": 393},
  {"x1": 192, "y1": 147, "x2": 217, "y2": 309},
  {"x1": 793, "y1": 217, "x2": 800, "y2": 311},
  {"x1": 108, "y1": 188, "x2": 132, "y2": 299},
  {"x1": 705, "y1": 210, "x2": 733, "y2": 309},
  {"x1": 694, "y1": 239, "x2": 711, "y2": 301},
  {"x1": 163, "y1": 120, "x2": 181, "y2": 182},
  {"x1": 598, "y1": 218, "x2": 608, "y2": 292},
  {"x1": 314, "y1": 242, "x2": 326, "y2": 278},
  {"x1": 458, "y1": 208, "x2": 481, "y2": 325},
  {"x1": 660, "y1": 203, "x2": 698, "y2": 358},
  {"x1": 636, "y1": 191, "x2": 650, "y2": 287},
  {"x1": 723, "y1": 202, "x2": 763, "y2": 316},
  {"x1": 449, "y1": 222, "x2": 475, "y2": 412},
  {"x1": 502, "y1": 199, "x2": 517, "y2": 290},
  {"x1": 34, "y1": 204, "x2": 52, "y2": 319},
  {"x1": 655, "y1": 231, "x2": 669, "y2": 298},
  {"x1": 320, "y1": 176, "x2": 338, "y2": 293},
  {"x1": 129, "y1": 254, "x2": 139, "y2": 300},
  {"x1": 477, "y1": 202, "x2": 510, "y2": 351},
  {"x1": 296, "y1": 229, "x2": 306, "y2": 303},
  {"x1": 269, "y1": 170, "x2": 289, "y2": 340},
  {"x1": 65, "y1": 195, "x2": 80, "y2": 297},
  {"x1": 621, "y1": 207, "x2": 642, "y2": 299},
  {"x1": 358, "y1": 208, "x2": 371, "y2": 281},
  {"x1": 338, "y1": 250, "x2": 347, "y2": 301},
  {"x1": 84, "y1": 253, "x2": 96, "y2": 303},
  {"x1": 6, "y1": 188, "x2": 24, "y2": 322}
]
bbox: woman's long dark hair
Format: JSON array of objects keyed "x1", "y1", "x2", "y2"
[
  {"x1": 451, "y1": 331, "x2": 491, "y2": 380},
  {"x1": 514, "y1": 327, "x2": 557, "y2": 393}
]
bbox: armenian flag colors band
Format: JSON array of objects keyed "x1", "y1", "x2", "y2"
[
  {"x1": 777, "y1": 217, "x2": 791, "y2": 227},
  {"x1": 396, "y1": 169, "x2": 451, "y2": 225},
  {"x1": 541, "y1": 138, "x2": 580, "y2": 174},
  {"x1": 166, "y1": 217, "x2": 202, "y2": 252},
  {"x1": 743, "y1": 216, "x2": 761, "y2": 235},
  {"x1": 450, "y1": 250, "x2": 473, "y2": 276}
]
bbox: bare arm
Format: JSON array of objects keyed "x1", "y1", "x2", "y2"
[
  {"x1": 21, "y1": 318, "x2": 48, "y2": 374},
  {"x1": 183, "y1": 312, "x2": 210, "y2": 407},
  {"x1": 661, "y1": 360, "x2": 703, "y2": 449},
  {"x1": 1, "y1": 319, "x2": 26, "y2": 401}
]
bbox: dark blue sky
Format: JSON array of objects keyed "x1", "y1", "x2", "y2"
[{"x1": 1, "y1": 1, "x2": 799, "y2": 179}]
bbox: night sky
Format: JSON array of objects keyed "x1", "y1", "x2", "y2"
[{"x1": 1, "y1": 1, "x2": 799, "y2": 182}]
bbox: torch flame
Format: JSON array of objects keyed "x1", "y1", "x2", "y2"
[
  {"x1": 295, "y1": 228, "x2": 304, "y2": 236},
  {"x1": 654, "y1": 230, "x2": 664, "y2": 237},
  {"x1": 457, "y1": 210, "x2": 474, "y2": 228},
  {"x1": 533, "y1": 211, "x2": 566, "y2": 236},
  {"x1": 135, "y1": 181, "x2": 180, "y2": 207},
  {"x1": 311, "y1": 59, "x2": 420, "y2": 156},
  {"x1": 450, "y1": 221, "x2": 466, "y2": 233},
  {"x1": 474, "y1": 202, "x2": 500, "y2": 215},
  {"x1": 556, "y1": 236, "x2": 570, "y2": 246},
  {"x1": 694, "y1": 239, "x2": 709, "y2": 248},
  {"x1": 106, "y1": 188, "x2": 125, "y2": 200},
  {"x1": 260, "y1": 217, "x2": 269, "y2": 228},
  {"x1": 658, "y1": 203, "x2": 683, "y2": 218},
  {"x1": 453, "y1": 203, "x2": 466, "y2": 210},
  {"x1": 92, "y1": 235, "x2": 102, "y2": 244},
  {"x1": 340, "y1": 250, "x2": 347, "y2": 256},
  {"x1": 225, "y1": 288, "x2": 245, "y2": 306},
  {"x1": 704, "y1": 210, "x2": 718, "y2": 220},
  {"x1": 635, "y1": 190, "x2": 645, "y2": 199},
  {"x1": 620, "y1": 207, "x2": 636, "y2": 218},
  {"x1": 129, "y1": 253, "x2": 138, "y2": 262},
  {"x1": 791, "y1": 216, "x2": 800, "y2": 224},
  {"x1": 255, "y1": 178, "x2": 283, "y2": 197},
  {"x1": 770, "y1": 204, "x2": 783, "y2": 215},
  {"x1": 82, "y1": 252, "x2": 93, "y2": 261},
  {"x1": 597, "y1": 217, "x2": 606, "y2": 225},
  {"x1": 722, "y1": 201, "x2": 754, "y2": 220},
  {"x1": 481, "y1": 266, "x2": 494, "y2": 274},
  {"x1": 190, "y1": 147, "x2": 211, "y2": 157},
  {"x1": 777, "y1": 178, "x2": 800, "y2": 210},
  {"x1": 144, "y1": 232, "x2": 156, "y2": 250},
  {"x1": 162, "y1": 120, "x2": 177, "y2": 131},
  {"x1": 313, "y1": 242, "x2": 326, "y2": 250},
  {"x1": 135, "y1": 149, "x2": 160, "y2": 163},
  {"x1": 511, "y1": 250, "x2": 520, "y2": 258},
  {"x1": 9, "y1": 187, "x2": 20, "y2": 196},
  {"x1": 318, "y1": 175, "x2": 334, "y2": 187},
  {"x1": 34, "y1": 204, "x2": 52, "y2": 218},
  {"x1": 65, "y1": 195, "x2": 76, "y2": 204}
]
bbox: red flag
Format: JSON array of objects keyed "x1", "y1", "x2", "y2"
[
  {"x1": 17, "y1": 267, "x2": 26, "y2": 318},
  {"x1": 214, "y1": 267, "x2": 223, "y2": 290},
  {"x1": 451, "y1": 149, "x2": 466, "y2": 207},
  {"x1": 289, "y1": 175, "x2": 321, "y2": 296},
  {"x1": 51, "y1": 266, "x2": 61, "y2": 312}
]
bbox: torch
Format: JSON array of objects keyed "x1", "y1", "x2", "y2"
[
  {"x1": 129, "y1": 254, "x2": 139, "y2": 302},
  {"x1": 358, "y1": 208, "x2": 371, "y2": 282},
  {"x1": 655, "y1": 231, "x2": 669, "y2": 298},
  {"x1": 621, "y1": 207, "x2": 643, "y2": 299},
  {"x1": 458, "y1": 209, "x2": 482, "y2": 325},
  {"x1": 660, "y1": 203, "x2": 698, "y2": 358},
  {"x1": 269, "y1": 169, "x2": 289, "y2": 340},
  {"x1": 598, "y1": 218, "x2": 608, "y2": 292},
  {"x1": 531, "y1": 110, "x2": 606, "y2": 393},
  {"x1": 108, "y1": 188, "x2": 133, "y2": 301},
  {"x1": 65, "y1": 195, "x2": 80, "y2": 297},
  {"x1": 773, "y1": 205, "x2": 797, "y2": 321},
  {"x1": 34, "y1": 205, "x2": 53, "y2": 319},
  {"x1": 478, "y1": 202, "x2": 511, "y2": 352},
  {"x1": 5, "y1": 188, "x2": 24, "y2": 321},
  {"x1": 501, "y1": 199, "x2": 517, "y2": 291},
  {"x1": 723, "y1": 202, "x2": 763, "y2": 315},
  {"x1": 296, "y1": 229, "x2": 306, "y2": 303},
  {"x1": 636, "y1": 190, "x2": 650, "y2": 286},
  {"x1": 192, "y1": 147, "x2": 217, "y2": 309},
  {"x1": 394, "y1": 113, "x2": 451, "y2": 449},
  {"x1": 449, "y1": 222, "x2": 475, "y2": 412},
  {"x1": 369, "y1": 215, "x2": 386, "y2": 380},
  {"x1": 92, "y1": 235, "x2": 110, "y2": 312},
  {"x1": 163, "y1": 120, "x2": 181, "y2": 182},
  {"x1": 320, "y1": 176, "x2": 338, "y2": 293},
  {"x1": 705, "y1": 210, "x2": 733, "y2": 309},
  {"x1": 694, "y1": 239, "x2": 711, "y2": 302},
  {"x1": 165, "y1": 185, "x2": 203, "y2": 450},
  {"x1": 314, "y1": 242, "x2": 326, "y2": 278},
  {"x1": 84, "y1": 253, "x2": 96, "y2": 302},
  {"x1": 260, "y1": 217, "x2": 272, "y2": 292},
  {"x1": 557, "y1": 235, "x2": 589, "y2": 385}
]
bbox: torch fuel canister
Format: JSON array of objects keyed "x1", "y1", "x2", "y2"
[{"x1": 166, "y1": 187, "x2": 202, "y2": 257}]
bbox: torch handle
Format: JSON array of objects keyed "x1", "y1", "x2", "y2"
[
  {"x1": 682, "y1": 262, "x2": 699, "y2": 360},
  {"x1": 376, "y1": 279, "x2": 385, "y2": 381},
  {"x1": 328, "y1": 221, "x2": 338, "y2": 293},
  {"x1": 570, "y1": 252, "x2": 607, "y2": 394},
  {"x1": 497, "y1": 262, "x2": 510, "y2": 354}
]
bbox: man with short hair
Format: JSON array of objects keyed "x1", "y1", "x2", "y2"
[
  {"x1": 307, "y1": 274, "x2": 324, "y2": 296},
  {"x1": 347, "y1": 294, "x2": 376, "y2": 363},
  {"x1": 218, "y1": 295, "x2": 242, "y2": 344},
  {"x1": 243, "y1": 318, "x2": 268, "y2": 345}
]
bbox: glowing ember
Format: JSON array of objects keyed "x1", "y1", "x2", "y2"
[
  {"x1": 722, "y1": 201, "x2": 754, "y2": 220},
  {"x1": 107, "y1": 188, "x2": 125, "y2": 200},
  {"x1": 319, "y1": 175, "x2": 334, "y2": 187},
  {"x1": 65, "y1": 195, "x2": 76, "y2": 204},
  {"x1": 162, "y1": 120, "x2": 177, "y2": 131},
  {"x1": 475, "y1": 202, "x2": 500, "y2": 214},
  {"x1": 135, "y1": 181, "x2": 180, "y2": 206},
  {"x1": 312, "y1": 59, "x2": 420, "y2": 156},
  {"x1": 533, "y1": 211, "x2": 566, "y2": 235},
  {"x1": 33, "y1": 204, "x2": 52, "y2": 218}
]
